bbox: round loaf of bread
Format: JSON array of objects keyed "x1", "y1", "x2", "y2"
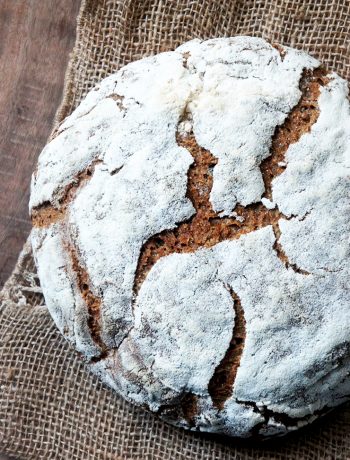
[{"x1": 30, "y1": 37, "x2": 350, "y2": 438}]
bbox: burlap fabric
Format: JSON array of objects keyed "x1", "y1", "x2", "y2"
[{"x1": 1, "y1": 0, "x2": 350, "y2": 458}]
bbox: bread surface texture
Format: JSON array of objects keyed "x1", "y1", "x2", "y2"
[{"x1": 30, "y1": 37, "x2": 350, "y2": 438}]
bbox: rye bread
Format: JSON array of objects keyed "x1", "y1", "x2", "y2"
[{"x1": 30, "y1": 37, "x2": 350, "y2": 438}]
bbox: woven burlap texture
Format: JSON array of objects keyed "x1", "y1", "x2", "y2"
[{"x1": 1, "y1": 0, "x2": 350, "y2": 458}]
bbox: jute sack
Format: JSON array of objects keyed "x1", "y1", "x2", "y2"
[{"x1": 1, "y1": 1, "x2": 350, "y2": 458}]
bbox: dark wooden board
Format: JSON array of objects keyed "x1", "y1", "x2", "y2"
[{"x1": 0, "y1": 0, "x2": 80, "y2": 288}]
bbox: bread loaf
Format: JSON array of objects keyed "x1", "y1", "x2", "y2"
[{"x1": 30, "y1": 37, "x2": 350, "y2": 438}]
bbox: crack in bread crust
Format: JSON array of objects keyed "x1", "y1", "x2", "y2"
[
  {"x1": 260, "y1": 67, "x2": 328, "y2": 200},
  {"x1": 68, "y1": 241, "x2": 108, "y2": 358},
  {"x1": 134, "y1": 67, "x2": 327, "y2": 295},
  {"x1": 31, "y1": 160, "x2": 102, "y2": 228},
  {"x1": 272, "y1": 223, "x2": 310, "y2": 276},
  {"x1": 133, "y1": 134, "x2": 287, "y2": 294},
  {"x1": 238, "y1": 398, "x2": 331, "y2": 438},
  {"x1": 208, "y1": 286, "x2": 246, "y2": 410},
  {"x1": 31, "y1": 160, "x2": 108, "y2": 358},
  {"x1": 133, "y1": 67, "x2": 326, "y2": 411},
  {"x1": 157, "y1": 392, "x2": 198, "y2": 427}
]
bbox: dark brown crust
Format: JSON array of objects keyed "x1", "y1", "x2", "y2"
[
  {"x1": 180, "y1": 393, "x2": 198, "y2": 426},
  {"x1": 133, "y1": 134, "x2": 286, "y2": 294},
  {"x1": 31, "y1": 160, "x2": 101, "y2": 227},
  {"x1": 208, "y1": 287, "x2": 246, "y2": 410},
  {"x1": 32, "y1": 159, "x2": 108, "y2": 359},
  {"x1": 261, "y1": 67, "x2": 329, "y2": 200},
  {"x1": 31, "y1": 205, "x2": 66, "y2": 228},
  {"x1": 134, "y1": 70, "x2": 327, "y2": 293},
  {"x1": 68, "y1": 241, "x2": 108, "y2": 357},
  {"x1": 134, "y1": 67, "x2": 327, "y2": 412},
  {"x1": 157, "y1": 392, "x2": 198, "y2": 427}
]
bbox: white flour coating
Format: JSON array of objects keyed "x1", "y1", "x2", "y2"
[
  {"x1": 125, "y1": 252, "x2": 235, "y2": 395},
  {"x1": 177, "y1": 38, "x2": 318, "y2": 214},
  {"x1": 70, "y1": 151, "x2": 194, "y2": 347},
  {"x1": 273, "y1": 76, "x2": 350, "y2": 274},
  {"x1": 31, "y1": 224, "x2": 100, "y2": 358},
  {"x1": 30, "y1": 37, "x2": 350, "y2": 438}
]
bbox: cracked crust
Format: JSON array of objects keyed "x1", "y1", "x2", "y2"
[
  {"x1": 30, "y1": 37, "x2": 350, "y2": 439},
  {"x1": 241, "y1": 399, "x2": 331, "y2": 439},
  {"x1": 134, "y1": 68, "x2": 326, "y2": 295},
  {"x1": 131, "y1": 69, "x2": 325, "y2": 414},
  {"x1": 260, "y1": 67, "x2": 329, "y2": 200},
  {"x1": 157, "y1": 393, "x2": 198, "y2": 427},
  {"x1": 31, "y1": 160, "x2": 101, "y2": 227},
  {"x1": 68, "y1": 242, "x2": 108, "y2": 357},
  {"x1": 208, "y1": 287, "x2": 246, "y2": 409}
]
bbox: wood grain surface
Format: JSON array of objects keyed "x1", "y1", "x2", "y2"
[{"x1": 0, "y1": 0, "x2": 80, "y2": 289}]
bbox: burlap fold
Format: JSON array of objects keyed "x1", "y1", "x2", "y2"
[{"x1": 1, "y1": 1, "x2": 350, "y2": 458}]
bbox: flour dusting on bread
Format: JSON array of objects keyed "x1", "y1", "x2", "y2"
[{"x1": 31, "y1": 37, "x2": 350, "y2": 438}]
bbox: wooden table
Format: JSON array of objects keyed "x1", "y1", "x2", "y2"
[
  {"x1": 0, "y1": 1, "x2": 79, "y2": 458},
  {"x1": 0, "y1": 0, "x2": 80, "y2": 288}
]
